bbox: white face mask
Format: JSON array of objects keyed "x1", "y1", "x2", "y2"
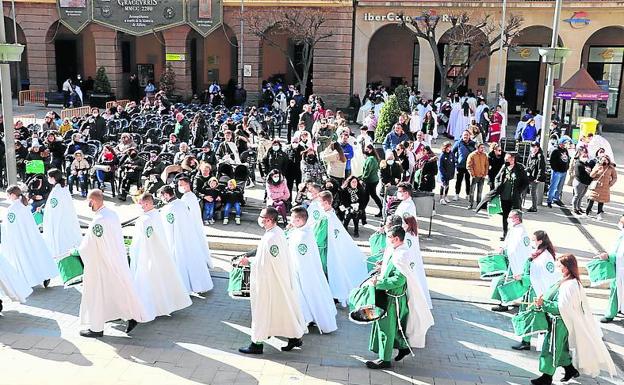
[
  {"x1": 178, "y1": 187, "x2": 185, "y2": 194},
  {"x1": 272, "y1": 176, "x2": 280, "y2": 183},
  {"x1": 272, "y1": 145, "x2": 280, "y2": 151},
  {"x1": 387, "y1": 159, "x2": 394, "y2": 165},
  {"x1": 306, "y1": 192, "x2": 313, "y2": 200},
  {"x1": 47, "y1": 177, "x2": 55, "y2": 185},
  {"x1": 257, "y1": 217, "x2": 264, "y2": 228}
]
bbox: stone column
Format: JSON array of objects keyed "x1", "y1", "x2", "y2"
[
  {"x1": 418, "y1": 39, "x2": 435, "y2": 99},
  {"x1": 162, "y1": 25, "x2": 192, "y2": 100},
  {"x1": 91, "y1": 24, "x2": 122, "y2": 97}
]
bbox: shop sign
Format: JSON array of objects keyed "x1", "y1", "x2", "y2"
[
  {"x1": 187, "y1": 0, "x2": 223, "y2": 37},
  {"x1": 57, "y1": 0, "x2": 93, "y2": 34},
  {"x1": 166, "y1": 53, "x2": 186, "y2": 61},
  {"x1": 507, "y1": 46, "x2": 541, "y2": 62},
  {"x1": 363, "y1": 11, "x2": 452, "y2": 23},
  {"x1": 92, "y1": 0, "x2": 186, "y2": 36},
  {"x1": 563, "y1": 12, "x2": 590, "y2": 29},
  {"x1": 589, "y1": 47, "x2": 624, "y2": 63}
]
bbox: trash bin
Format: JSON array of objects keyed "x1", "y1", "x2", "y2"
[
  {"x1": 578, "y1": 117, "x2": 599, "y2": 138},
  {"x1": 412, "y1": 191, "x2": 434, "y2": 218}
]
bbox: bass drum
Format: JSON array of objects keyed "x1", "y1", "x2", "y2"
[{"x1": 347, "y1": 271, "x2": 387, "y2": 324}]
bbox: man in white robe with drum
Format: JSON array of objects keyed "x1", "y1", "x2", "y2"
[
  {"x1": 158, "y1": 186, "x2": 214, "y2": 295},
  {"x1": 177, "y1": 176, "x2": 214, "y2": 269},
  {"x1": 2, "y1": 185, "x2": 58, "y2": 289},
  {"x1": 78, "y1": 189, "x2": 151, "y2": 337},
  {"x1": 491, "y1": 210, "x2": 531, "y2": 312},
  {"x1": 287, "y1": 206, "x2": 337, "y2": 334},
  {"x1": 238, "y1": 207, "x2": 307, "y2": 355},
  {"x1": 394, "y1": 182, "x2": 417, "y2": 220},
  {"x1": 130, "y1": 193, "x2": 192, "y2": 320}
]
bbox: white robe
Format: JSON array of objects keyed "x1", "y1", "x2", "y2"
[
  {"x1": 79, "y1": 207, "x2": 152, "y2": 331},
  {"x1": 130, "y1": 209, "x2": 192, "y2": 319},
  {"x1": 324, "y1": 210, "x2": 368, "y2": 305},
  {"x1": 0, "y1": 253, "x2": 32, "y2": 303},
  {"x1": 558, "y1": 279, "x2": 617, "y2": 377},
  {"x1": 404, "y1": 232, "x2": 432, "y2": 309},
  {"x1": 161, "y1": 199, "x2": 214, "y2": 294},
  {"x1": 181, "y1": 191, "x2": 213, "y2": 268},
  {"x1": 349, "y1": 136, "x2": 364, "y2": 178},
  {"x1": 42, "y1": 184, "x2": 83, "y2": 257},
  {"x1": 393, "y1": 244, "x2": 434, "y2": 348},
  {"x1": 503, "y1": 224, "x2": 531, "y2": 276},
  {"x1": 287, "y1": 225, "x2": 337, "y2": 334},
  {"x1": 611, "y1": 233, "x2": 624, "y2": 314},
  {"x1": 528, "y1": 250, "x2": 561, "y2": 297},
  {"x1": 306, "y1": 199, "x2": 323, "y2": 229},
  {"x1": 250, "y1": 226, "x2": 307, "y2": 342},
  {"x1": 395, "y1": 198, "x2": 417, "y2": 220},
  {"x1": 2, "y1": 199, "x2": 58, "y2": 287}
]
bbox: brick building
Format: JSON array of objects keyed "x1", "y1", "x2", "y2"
[{"x1": 3, "y1": 0, "x2": 353, "y2": 108}]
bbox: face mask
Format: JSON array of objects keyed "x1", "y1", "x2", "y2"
[
  {"x1": 47, "y1": 178, "x2": 55, "y2": 185},
  {"x1": 387, "y1": 159, "x2": 394, "y2": 165},
  {"x1": 504, "y1": 161, "x2": 510, "y2": 167},
  {"x1": 306, "y1": 192, "x2": 313, "y2": 200},
  {"x1": 88, "y1": 201, "x2": 93, "y2": 209},
  {"x1": 272, "y1": 145, "x2": 279, "y2": 151},
  {"x1": 93, "y1": 113, "x2": 99, "y2": 117},
  {"x1": 178, "y1": 187, "x2": 185, "y2": 194},
  {"x1": 257, "y1": 217, "x2": 264, "y2": 228},
  {"x1": 272, "y1": 176, "x2": 280, "y2": 183},
  {"x1": 306, "y1": 155, "x2": 316, "y2": 163},
  {"x1": 130, "y1": 153, "x2": 137, "y2": 158}
]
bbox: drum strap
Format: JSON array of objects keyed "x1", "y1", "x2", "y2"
[{"x1": 387, "y1": 288, "x2": 414, "y2": 357}]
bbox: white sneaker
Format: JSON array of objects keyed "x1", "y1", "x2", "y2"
[
  {"x1": 235, "y1": 217, "x2": 241, "y2": 225},
  {"x1": 596, "y1": 213, "x2": 604, "y2": 222},
  {"x1": 440, "y1": 198, "x2": 447, "y2": 205},
  {"x1": 223, "y1": 218, "x2": 229, "y2": 225},
  {"x1": 452, "y1": 195, "x2": 459, "y2": 201},
  {"x1": 444, "y1": 197, "x2": 451, "y2": 203}
]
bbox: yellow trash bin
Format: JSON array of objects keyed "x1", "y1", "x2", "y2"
[{"x1": 578, "y1": 117, "x2": 599, "y2": 138}]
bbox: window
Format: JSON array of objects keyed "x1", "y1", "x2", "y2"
[
  {"x1": 587, "y1": 47, "x2": 624, "y2": 117},
  {"x1": 121, "y1": 41, "x2": 132, "y2": 73}
]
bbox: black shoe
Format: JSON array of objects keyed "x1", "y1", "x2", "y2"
[
  {"x1": 394, "y1": 348, "x2": 411, "y2": 361},
  {"x1": 239, "y1": 343, "x2": 263, "y2": 354},
  {"x1": 491, "y1": 305, "x2": 509, "y2": 312},
  {"x1": 531, "y1": 373, "x2": 553, "y2": 385},
  {"x1": 354, "y1": 232, "x2": 360, "y2": 238},
  {"x1": 511, "y1": 341, "x2": 530, "y2": 350},
  {"x1": 527, "y1": 207, "x2": 537, "y2": 213},
  {"x1": 374, "y1": 212, "x2": 383, "y2": 218},
  {"x1": 365, "y1": 359, "x2": 391, "y2": 369},
  {"x1": 467, "y1": 204, "x2": 473, "y2": 210},
  {"x1": 561, "y1": 364, "x2": 580, "y2": 382},
  {"x1": 573, "y1": 209, "x2": 581, "y2": 215},
  {"x1": 43, "y1": 279, "x2": 50, "y2": 288},
  {"x1": 281, "y1": 338, "x2": 303, "y2": 352},
  {"x1": 118, "y1": 194, "x2": 127, "y2": 201},
  {"x1": 80, "y1": 329, "x2": 104, "y2": 338},
  {"x1": 499, "y1": 236, "x2": 506, "y2": 241},
  {"x1": 547, "y1": 202, "x2": 552, "y2": 208},
  {"x1": 125, "y1": 319, "x2": 138, "y2": 334},
  {"x1": 0, "y1": 299, "x2": 3, "y2": 312},
  {"x1": 555, "y1": 200, "x2": 565, "y2": 207},
  {"x1": 600, "y1": 317, "x2": 614, "y2": 323}
]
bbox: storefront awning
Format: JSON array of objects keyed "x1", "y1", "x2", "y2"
[{"x1": 554, "y1": 67, "x2": 609, "y2": 101}]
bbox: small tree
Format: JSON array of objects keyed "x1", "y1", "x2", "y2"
[
  {"x1": 93, "y1": 66, "x2": 112, "y2": 94},
  {"x1": 160, "y1": 63, "x2": 176, "y2": 96},
  {"x1": 400, "y1": 11, "x2": 523, "y2": 97},
  {"x1": 394, "y1": 85, "x2": 410, "y2": 112},
  {"x1": 375, "y1": 95, "x2": 402, "y2": 143},
  {"x1": 245, "y1": 8, "x2": 334, "y2": 94}
]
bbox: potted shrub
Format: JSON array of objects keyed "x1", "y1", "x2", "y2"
[
  {"x1": 90, "y1": 66, "x2": 114, "y2": 108},
  {"x1": 160, "y1": 63, "x2": 181, "y2": 102}
]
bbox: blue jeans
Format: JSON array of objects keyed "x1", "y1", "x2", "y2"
[
  {"x1": 547, "y1": 171, "x2": 566, "y2": 203},
  {"x1": 68, "y1": 174, "x2": 88, "y2": 193},
  {"x1": 96, "y1": 170, "x2": 106, "y2": 183},
  {"x1": 203, "y1": 201, "x2": 215, "y2": 221},
  {"x1": 223, "y1": 202, "x2": 241, "y2": 218}
]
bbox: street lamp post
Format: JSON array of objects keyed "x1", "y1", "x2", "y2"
[
  {"x1": 239, "y1": 0, "x2": 244, "y2": 89},
  {"x1": 494, "y1": 0, "x2": 507, "y2": 106},
  {"x1": 539, "y1": 0, "x2": 564, "y2": 152}
]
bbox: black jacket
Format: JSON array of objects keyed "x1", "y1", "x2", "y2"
[
  {"x1": 416, "y1": 156, "x2": 438, "y2": 192},
  {"x1": 380, "y1": 162, "x2": 403, "y2": 186},
  {"x1": 495, "y1": 163, "x2": 529, "y2": 208},
  {"x1": 262, "y1": 148, "x2": 289, "y2": 175},
  {"x1": 574, "y1": 159, "x2": 594, "y2": 185},
  {"x1": 549, "y1": 147, "x2": 570, "y2": 173},
  {"x1": 488, "y1": 151, "x2": 506, "y2": 181},
  {"x1": 526, "y1": 151, "x2": 546, "y2": 182},
  {"x1": 339, "y1": 185, "x2": 366, "y2": 212}
]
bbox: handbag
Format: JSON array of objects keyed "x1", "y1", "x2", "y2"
[{"x1": 589, "y1": 167, "x2": 608, "y2": 190}]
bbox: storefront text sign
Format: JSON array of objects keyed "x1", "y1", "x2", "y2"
[
  {"x1": 188, "y1": 0, "x2": 223, "y2": 37},
  {"x1": 166, "y1": 53, "x2": 186, "y2": 61},
  {"x1": 92, "y1": 0, "x2": 186, "y2": 36},
  {"x1": 57, "y1": 0, "x2": 93, "y2": 33},
  {"x1": 363, "y1": 12, "x2": 452, "y2": 23}
]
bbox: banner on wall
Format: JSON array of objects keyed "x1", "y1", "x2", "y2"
[
  {"x1": 57, "y1": 0, "x2": 92, "y2": 34},
  {"x1": 187, "y1": 0, "x2": 223, "y2": 37},
  {"x1": 91, "y1": 0, "x2": 186, "y2": 36}
]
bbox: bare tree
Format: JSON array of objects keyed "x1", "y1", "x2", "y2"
[
  {"x1": 244, "y1": 7, "x2": 334, "y2": 93},
  {"x1": 400, "y1": 11, "x2": 523, "y2": 98}
]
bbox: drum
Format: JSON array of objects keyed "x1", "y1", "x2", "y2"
[
  {"x1": 228, "y1": 255, "x2": 251, "y2": 299},
  {"x1": 488, "y1": 196, "x2": 503, "y2": 216},
  {"x1": 478, "y1": 253, "x2": 508, "y2": 279},
  {"x1": 586, "y1": 258, "x2": 616, "y2": 287},
  {"x1": 348, "y1": 272, "x2": 387, "y2": 324},
  {"x1": 497, "y1": 278, "x2": 528, "y2": 305},
  {"x1": 33, "y1": 211, "x2": 44, "y2": 226},
  {"x1": 512, "y1": 308, "x2": 548, "y2": 337},
  {"x1": 57, "y1": 251, "x2": 84, "y2": 287}
]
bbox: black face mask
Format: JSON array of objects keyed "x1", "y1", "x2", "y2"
[
  {"x1": 306, "y1": 155, "x2": 316, "y2": 163},
  {"x1": 504, "y1": 161, "x2": 510, "y2": 167},
  {"x1": 130, "y1": 153, "x2": 138, "y2": 159}
]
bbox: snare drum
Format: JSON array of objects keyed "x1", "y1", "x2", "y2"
[
  {"x1": 57, "y1": 251, "x2": 84, "y2": 287},
  {"x1": 348, "y1": 272, "x2": 387, "y2": 324},
  {"x1": 586, "y1": 258, "x2": 616, "y2": 287},
  {"x1": 228, "y1": 255, "x2": 251, "y2": 299},
  {"x1": 497, "y1": 277, "x2": 528, "y2": 305},
  {"x1": 478, "y1": 253, "x2": 508, "y2": 279},
  {"x1": 512, "y1": 308, "x2": 548, "y2": 337}
]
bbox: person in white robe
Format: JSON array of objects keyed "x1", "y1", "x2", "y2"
[
  {"x1": 42, "y1": 169, "x2": 82, "y2": 258},
  {"x1": 394, "y1": 182, "x2": 417, "y2": 220},
  {"x1": 78, "y1": 189, "x2": 151, "y2": 337},
  {"x1": 409, "y1": 109, "x2": 422, "y2": 137},
  {"x1": 238, "y1": 207, "x2": 307, "y2": 354},
  {"x1": 316, "y1": 191, "x2": 368, "y2": 306},
  {"x1": 158, "y1": 186, "x2": 214, "y2": 295},
  {"x1": 306, "y1": 184, "x2": 324, "y2": 229},
  {"x1": 2, "y1": 185, "x2": 57, "y2": 289},
  {"x1": 402, "y1": 215, "x2": 432, "y2": 309},
  {"x1": 287, "y1": 207, "x2": 337, "y2": 334},
  {"x1": 0, "y1": 253, "x2": 33, "y2": 309},
  {"x1": 499, "y1": 93, "x2": 508, "y2": 136},
  {"x1": 130, "y1": 193, "x2": 192, "y2": 320},
  {"x1": 491, "y1": 210, "x2": 531, "y2": 312},
  {"x1": 597, "y1": 214, "x2": 624, "y2": 323},
  {"x1": 350, "y1": 127, "x2": 370, "y2": 178},
  {"x1": 177, "y1": 176, "x2": 214, "y2": 268}
]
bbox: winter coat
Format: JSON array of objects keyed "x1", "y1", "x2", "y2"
[
  {"x1": 587, "y1": 163, "x2": 617, "y2": 203},
  {"x1": 361, "y1": 155, "x2": 380, "y2": 184},
  {"x1": 379, "y1": 161, "x2": 403, "y2": 186},
  {"x1": 451, "y1": 139, "x2": 476, "y2": 169},
  {"x1": 266, "y1": 180, "x2": 290, "y2": 204},
  {"x1": 416, "y1": 156, "x2": 438, "y2": 192},
  {"x1": 488, "y1": 151, "x2": 506, "y2": 181},
  {"x1": 495, "y1": 163, "x2": 529, "y2": 208},
  {"x1": 321, "y1": 149, "x2": 346, "y2": 179},
  {"x1": 526, "y1": 151, "x2": 547, "y2": 182},
  {"x1": 339, "y1": 185, "x2": 366, "y2": 212},
  {"x1": 574, "y1": 159, "x2": 593, "y2": 186},
  {"x1": 466, "y1": 151, "x2": 489, "y2": 178},
  {"x1": 438, "y1": 151, "x2": 456, "y2": 183}
]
